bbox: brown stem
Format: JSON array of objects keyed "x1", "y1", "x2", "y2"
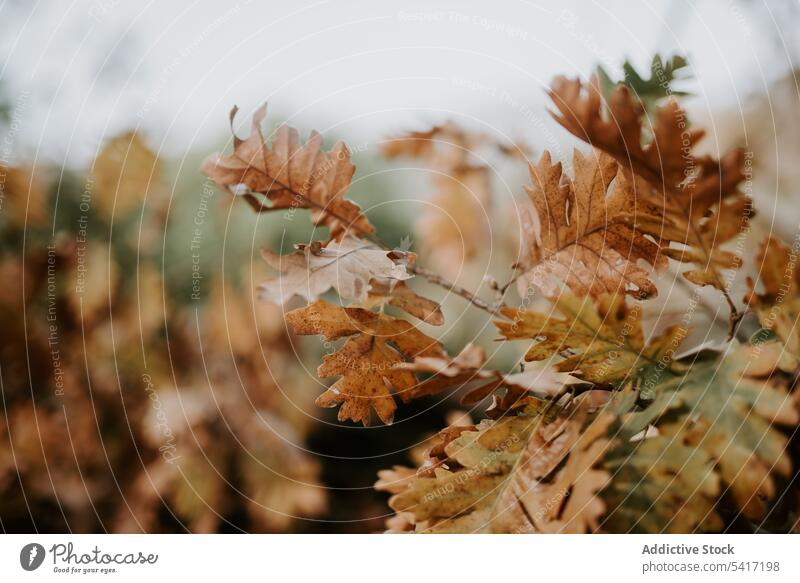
[
  {"x1": 670, "y1": 266, "x2": 744, "y2": 341},
  {"x1": 665, "y1": 189, "x2": 743, "y2": 335},
  {"x1": 498, "y1": 265, "x2": 521, "y2": 295},
  {"x1": 409, "y1": 264, "x2": 509, "y2": 317},
  {"x1": 721, "y1": 289, "x2": 744, "y2": 340}
]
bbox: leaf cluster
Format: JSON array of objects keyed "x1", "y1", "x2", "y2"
[{"x1": 203, "y1": 56, "x2": 800, "y2": 533}]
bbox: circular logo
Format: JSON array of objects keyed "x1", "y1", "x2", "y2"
[{"x1": 19, "y1": 543, "x2": 46, "y2": 571}]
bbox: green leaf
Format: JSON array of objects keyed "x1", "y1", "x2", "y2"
[
  {"x1": 597, "y1": 54, "x2": 691, "y2": 117},
  {"x1": 601, "y1": 436, "x2": 722, "y2": 533},
  {"x1": 624, "y1": 343, "x2": 799, "y2": 520}
]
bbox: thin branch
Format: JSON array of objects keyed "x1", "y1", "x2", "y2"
[
  {"x1": 409, "y1": 264, "x2": 509, "y2": 318},
  {"x1": 498, "y1": 264, "x2": 521, "y2": 296}
]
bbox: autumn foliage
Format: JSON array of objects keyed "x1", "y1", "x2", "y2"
[
  {"x1": 197, "y1": 55, "x2": 800, "y2": 534},
  {"x1": 1, "y1": 56, "x2": 797, "y2": 534}
]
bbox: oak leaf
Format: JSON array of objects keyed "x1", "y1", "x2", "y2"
[
  {"x1": 362, "y1": 280, "x2": 444, "y2": 325},
  {"x1": 548, "y1": 75, "x2": 750, "y2": 293},
  {"x1": 601, "y1": 435, "x2": 722, "y2": 533},
  {"x1": 381, "y1": 124, "x2": 455, "y2": 159},
  {"x1": 259, "y1": 237, "x2": 411, "y2": 305},
  {"x1": 518, "y1": 150, "x2": 666, "y2": 299},
  {"x1": 202, "y1": 104, "x2": 374, "y2": 240},
  {"x1": 387, "y1": 396, "x2": 611, "y2": 533},
  {"x1": 381, "y1": 123, "x2": 530, "y2": 279},
  {"x1": 596, "y1": 54, "x2": 690, "y2": 117},
  {"x1": 496, "y1": 293, "x2": 687, "y2": 385},
  {"x1": 285, "y1": 300, "x2": 444, "y2": 425},
  {"x1": 625, "y1": 343, "x2": 799, "y2": 520},
  {"x1": 381, "y1": 122, "x2": 483, "y2": 164},
  {"x1": 383, "y1": 123, "x2": 494, "y2": 279},
  {"x1": 417, "y1": 167, "x2": 492, "y2": 279},
  {"x1": 382, "y1": 122, "x2": 530, "y2": 163},
  {"x1": 745, "y1": 236, "x2": 800, "y2": 357},
  {"x1": 375, "y1": 466, "x2": 417, "y2": 496}
]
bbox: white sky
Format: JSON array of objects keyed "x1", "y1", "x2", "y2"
[{"x1": 1, "y1": 0, "x2": 797, "y2": 167}]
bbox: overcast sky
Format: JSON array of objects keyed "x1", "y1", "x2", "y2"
[{"x1": 1, "y1": 0, "x2": 798, "y2": 167}]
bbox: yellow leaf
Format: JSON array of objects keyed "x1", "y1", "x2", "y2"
[
  {"x1": 625, "y1": 343, "x2": 799, "y2": 520},
  {"x1": 496, "y1": 293, "x2": 687, "y2": 385}
]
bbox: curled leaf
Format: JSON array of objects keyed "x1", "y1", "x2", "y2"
[
  {"x1": 397, "y1": 343, "x2": 581, "y2": 402},
  {"x1": 363, "y1": 280, "x2": 444, "y2": 325}
]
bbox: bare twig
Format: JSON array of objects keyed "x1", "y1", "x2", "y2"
[{"x1": 408, "y1": 264, "x2": 509, "y2": 318}]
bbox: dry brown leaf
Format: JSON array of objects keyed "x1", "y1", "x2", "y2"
[
  {"x1": 381, "y1": 123, "x2": 481, "y2": 163},
  {"x1": 363, "y1": 280, "x2": 444, "y2": 325},
  {"x1": 387, "y1": 397, "x2": 611, "y2": 533},
  {"x1": 548, "y1": 75, "x2": 751, "y2": 293},
  {"x1": 259, "y1": 237, "x2": 411, "y2": 305},
  {"x1": 550, "y1": 76, "x2": 693, "y2": 189},
  {"x1": 381, "y1": 123, "x2": 495, "y2": 278},
  {"x1": 417, "y1": 167, "x2": 492, "y2": 279},
  {"x1": 745, "y1": 236, "x2": 800, "y2": 357},
  {"x1": 286, "y1": 300, "x2": 444, "y2": 425},
  {"x1": 395, "y1": 344, "x2": 499, "y2": 400},
  {"x1": 202, "y1": 104, "x2": 373, "y2": 240},
  {"x1": 518, "y1": 149, "x2": 666, "y2": 300}
]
